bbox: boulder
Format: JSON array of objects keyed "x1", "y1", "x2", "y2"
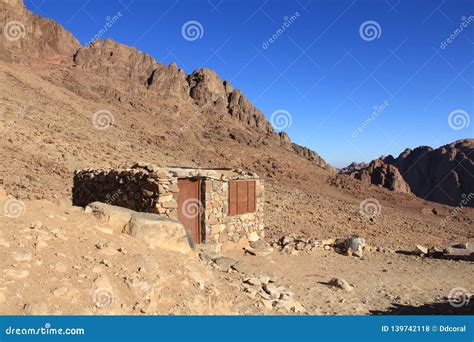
[
  {"x1": 415, "y1": 245, "x2": 428, "y2": 255},
  {"x1": 124, "y1": 212, "x2": 191, "y2": 254},
  {"x1": 328, "y1": 278, "x2": 354, "y2": 292},
  {"x1": 85, "y1": 202, "x2": 133, "y2": 234}
]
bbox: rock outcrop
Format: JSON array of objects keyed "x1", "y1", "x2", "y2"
[
  {"x1": 345, "y1": 158, "x2": 411, "y2": 194},
  {"x1": 73, "y1": 39, "x2": 190, "y2": 100},
  {"x1": 0, "y1": 0, "x2": 331, "y2": 170},
  {"x1": 383, "y1": 139, "x2": 474, "y2": 207},
  {"x1": 342, "y1": 139, "x2": 474, "y2": 207},
  {"x1": 278, "y1": 132, "x2": 332, "y2": 170},
  {"x1": 0, "y1": 0, "x2": 80, "y2": 62}
]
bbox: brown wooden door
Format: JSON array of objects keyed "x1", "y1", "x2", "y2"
[{"x1": 177, "y1": 179, "x2": 201, "y2": 244}]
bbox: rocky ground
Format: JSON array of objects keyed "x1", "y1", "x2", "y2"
[{"x1": 0, "y1": 0, "x2": 472, "y2": 315}]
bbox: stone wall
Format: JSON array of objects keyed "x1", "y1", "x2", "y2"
[
  {"x1": 203, "y1": 179, "x2": 264, "y2": 250},
  {"x1": 73, "y1": 165, "x2": 179, "y2": 220},
  {"x1": 73, "y1": 163, "x2": 264, "y2": 248}
]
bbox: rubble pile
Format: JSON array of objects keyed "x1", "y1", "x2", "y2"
[{"x1": 273, "y1": 235, "x2": 370, "y2": 257}]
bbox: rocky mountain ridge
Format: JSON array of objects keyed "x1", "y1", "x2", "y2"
[
  {"x1": 342, "y1": 139, "x2": 474, "y2": 207},
  {"x1": 0, "y1": 0, "x2": 331, "y2": 170}
]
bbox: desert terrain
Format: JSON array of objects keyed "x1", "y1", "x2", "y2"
[{"x1": 0, "y1": 0, "x2": 472, "y2": 315}]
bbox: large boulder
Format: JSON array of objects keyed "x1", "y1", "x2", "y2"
[
  {"x1": 85, "y1": 202, "x2": 191, "y2": 254},
  {"x1": 124, "y1": 212, "x2": 192, "y2": 254},
  {"x1": 85, "y1": 202, "x2": 133, "y2": 234}
]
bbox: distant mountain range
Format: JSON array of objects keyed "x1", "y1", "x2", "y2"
[{"x1": 341, "y1": 139, "x2": 474, "y2": 207}]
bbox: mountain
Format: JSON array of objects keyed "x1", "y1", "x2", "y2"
[
  {"x1": 342, "y1": 139, "x2": 474, "y2": 207},
  {"x1": 342, "y1": 158, "x2": 412, "y2": 194},
  {"x1": 339, "y1": 162, "x2": 368, "y2": 173},
  {"x1": 1, "y1": 0, "x2": 473, "y2": 316}
]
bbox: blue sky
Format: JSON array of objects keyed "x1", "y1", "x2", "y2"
[{"x1": 25, "y1": 0, "x2": 473, "y2": 167}]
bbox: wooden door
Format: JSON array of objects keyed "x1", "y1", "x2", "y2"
[{"x1": 177, "y1": 179, "x2": 201, "y2": 244}]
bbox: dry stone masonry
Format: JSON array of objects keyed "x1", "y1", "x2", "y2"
[{"x1": 73, "y1": 162, "x2": 264, "y2": 249}]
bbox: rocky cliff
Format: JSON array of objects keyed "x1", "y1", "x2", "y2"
[
  {"x1": 0, "y1": 0, "x2": 79, "y2": 62},
  {"x1": 383, "y1": 139, "x2": 474, "y2": 207},
  {"x1": 342, "y1": 139, "x2": 474, "y2": 207},
  {"x1": 343, "y1": 158, "x2": 412, "y2": 194},
  {"x1": 0, "y1": 0, "x2": 331, "y2": 170}
]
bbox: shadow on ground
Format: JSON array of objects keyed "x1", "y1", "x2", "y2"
[{"x1": 370, "y1": 301, "x2": 474, "y2": 315}]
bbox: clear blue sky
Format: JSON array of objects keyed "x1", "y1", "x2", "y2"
[{"x1": 25, "y1": 0, "x2": 473, "y2": 167}]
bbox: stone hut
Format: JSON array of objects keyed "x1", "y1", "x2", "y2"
[{"x1": 73, "y1": 162, "x2": 264, "y2": 249}]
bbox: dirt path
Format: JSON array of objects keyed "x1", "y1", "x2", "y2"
[{"x1": 225, "y1": 248, "x2": 474, "y2": 315}]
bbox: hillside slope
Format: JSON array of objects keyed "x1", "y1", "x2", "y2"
[{"x1": 0, "y1": 0, "x2": 472, "y2": 249}]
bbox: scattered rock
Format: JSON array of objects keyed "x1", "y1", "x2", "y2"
[
  {"x1": 213, "y1": 257, "x2": 238, "y2": 272},
  {"x1": 23, "y1": 303, "x2": 49, "y2": 315},
  {"x1": 52, "y1": 287, "x2": 69, "y2": 297},
  {"x1": 328, "y1": 278, "x2": 354, "y2": 292},
  {"x1": 12, "y1": 250, "x2": 32, "y2": 262},
  {"x1": 248, "y1": 231, "x2": 260, "y2": 242},
  {"x1": 4, "y1": 269, "x2": 30, "y2": 279},
  {"x1": 244, "y1": 244, "x2": 273, "y2": 257},
  {"x1": 415, "y1": 245, "x2": 428, "y2": 255}
]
